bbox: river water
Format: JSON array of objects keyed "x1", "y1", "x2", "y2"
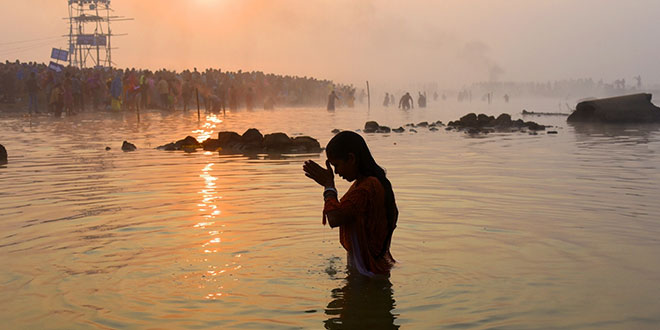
[{"x1": 1, "y1": 97, "x2": 660, "y2": 329}]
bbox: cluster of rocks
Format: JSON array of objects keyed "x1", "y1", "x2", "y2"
[
  {"x1": 362, "y1": 120, "x2": 444, "y2": 134},
  {"x1": 157, "y1": 128, "x2": 322, "y2": 154},
  {"x1": 446, "y1": 113, "x2": 547, "y2": 134}
]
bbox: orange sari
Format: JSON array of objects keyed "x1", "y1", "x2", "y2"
[{"x1": 323, "y1": 176, "x2": 395, "y2": 276}]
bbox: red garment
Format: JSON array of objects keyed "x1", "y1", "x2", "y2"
[{"x1": 323, "y1": 176, "x2": 395, "y2": 275}]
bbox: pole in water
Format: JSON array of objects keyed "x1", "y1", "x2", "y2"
[
  {"x1": 195, "y1": 88, "x2": 201, "y2": 120},
  {"x1": 366, "y1": 81, "x2": 371, "y2": 111}
]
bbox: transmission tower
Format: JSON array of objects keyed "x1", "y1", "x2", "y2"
[{"x1": 66, "y1": 0, "x2": 131, "y2": 69}]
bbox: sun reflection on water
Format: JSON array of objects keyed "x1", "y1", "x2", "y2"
[
  {"x1": 192, "y1": 114, "x2": 223, "y2": 142},
  {"x1": 192, "y1": 114, "x2": 244, "y2": 300}
]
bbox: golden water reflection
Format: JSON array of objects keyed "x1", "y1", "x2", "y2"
[
  {"x1": 192, "y1": 114, "x2": 223, "y2": 142},
  {"x1": 193, "y1": 115, "x2": 243, "y2": 300}
]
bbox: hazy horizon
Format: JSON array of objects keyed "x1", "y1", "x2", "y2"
[{"x1": 2, "y1": 0, "x2": 660, "y2": 89}]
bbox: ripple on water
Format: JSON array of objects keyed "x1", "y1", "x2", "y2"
[{"x1": 1, "y1": 105, "x2": 660, "y2": 329}]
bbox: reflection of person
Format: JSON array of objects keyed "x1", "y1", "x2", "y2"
[
  {"x1": 303, "y1": 131, "x2": 398, "y2": 277},
  {"x1": 324, "y1": 273, "x2": 398, "y2": 329}
]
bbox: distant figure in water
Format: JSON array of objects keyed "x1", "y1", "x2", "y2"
[
  {"x1": 327, "y1": 90, "x2": 339, "y2": 111},
  {"x1": 245, "y1": 87, "x2": 255, "y2": 110},
  {"x1": 383, "y1": 93, "x2": 390, "y2": 107},
  {"x1": 303, "y1": 131, "x2": 397, "y2": 277},
  {"x1": 503, "y1": 94, "x2": 509, "y2": 103},
  {"x1": 398, "y1": 92, "x2": 414, "y2": 110},
  {"x1": 417, "y1": 92, "x2": 426, "y2": 108}
]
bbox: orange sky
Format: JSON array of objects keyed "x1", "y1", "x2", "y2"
[{"x1": 2, "y1": 0, "x2": 660, "y2": 88}]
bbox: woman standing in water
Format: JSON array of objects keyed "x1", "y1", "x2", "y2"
[{"x1": 303, "y1": 131, "x2": 398, "y2": 277}]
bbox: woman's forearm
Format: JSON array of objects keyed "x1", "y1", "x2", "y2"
[{"x1": 325, "y1": 208, "x2": 352, "y2": 228}]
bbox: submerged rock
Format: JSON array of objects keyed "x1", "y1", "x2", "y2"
[
  {"x1": 157, "y1": 136, "x2": 201, "y2": 151},
  {"x1": 522, "y1": 109, "x2": 569, "y2": 116},
  {"x1": 241, "y1": 128, "x2": 264, "y2": 149},
  {"x1": 364, "y1": 121, "x2": 380, "y2": 133},
  {"x1": 263, "y1": 132, "x2": 292, "y2": 150},
  {"x1": 122, "y1": 141, "x2": 137, "y2": 152},
  {"x1": 567, "y1": 93, "x2": 660, "y2": 123},
  {"x1": 0, "y1": 144, "x2": 7, "y2": 164},
  {"x1": 364, "y1": 121, "x2": 392, "y2": 133}
]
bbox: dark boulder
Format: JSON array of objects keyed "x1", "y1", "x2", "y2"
[
  {"x1": 331, "y1": 128, "x2": 341, "y2": 134},
  {"x1": 365, "y1": 121, "x2": 392, "y2": 133},
  {"x1": 264, "y1": 132, "x2": 292, "y2": 151},
  {"x1": 477, "y1": 114, "x2": 494, "y2": 125},
  {"x1": 567, "y1": 93, "x2": 660, "y2": 123},
  {"x1": 218, "y1": 131, "x2": 243, "y2": 146},
  {"x1": 202, "y1": 139, "x2": 222, "y2": 151},
  {"x1": 492, "y1": 113, "x2": 512, "y2": 127},
  {"x1": 214, "y1": 131, "x2": 245, "y2": 152},
  {"x1": 525, "y1": 121, "x2": 546, "y2": 131},
  {"x1": 392, "y1": 127, "x2": 405, "y2": 133},
  {"x1": 448, "y1": 113, "x2": 546, "y2": 134},
  {"x1": 459, "y1": 113, "x2": 478, "y2": 126},
  {"x1": 291, "y1": 136, "x2": 322, "y2": 153},
  {"x1": 364, "y1": 121, "x2": 380, "y2": 133},
  {"x1": 157, "y1": 136, "x2": 201, "y2": 151},
  {"x1": 241, "y1": 128, "x2": 264, "y2": 148},
  {"x1": 122, "y1": 141, "x2": 137, "y2": 152},
  {"x1": 177, "y1": 136, "x2": 201, "y2": 149},
  {"x1": 0, "y1": 144, "x2": 6, "y2": 164},
  {"x1": 417, "y1": 121, "x2": 428, "y2": 127},
  {"x1": 376, "y1": 126, "x2": 391, "y2": 133}
]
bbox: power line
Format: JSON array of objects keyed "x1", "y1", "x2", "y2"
[
  {"x1": 0, "y1": 35, "x2": 65, "y2": 46},
  {"x1": 0, "y1": 40, "x2": 66, "y2": 57}
]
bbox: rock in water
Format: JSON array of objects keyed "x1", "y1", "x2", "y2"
[
  {"x1": 567, "y1": 93, "x2": 660, "y2": 123},
  {"x1": 263, "y1": 132, "x2": 292, "y2": 151},
  {"x1": 0, "y1": 144, "x2": 7, "y2": 164},
  {"x1": 364, "y1": 121, "x2": 380, "y2": 133},
  {"x1": 121, "y1": 141, "x2": 137, "y2": 152}
]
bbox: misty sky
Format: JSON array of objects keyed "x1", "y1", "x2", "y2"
[{"x1": 2, "y1": 0, "x2": 660, "y2": 88}]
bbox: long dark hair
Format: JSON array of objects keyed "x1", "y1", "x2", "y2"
[{"x1": 326, "y1": 131, "x2": 398, "y2": 258}]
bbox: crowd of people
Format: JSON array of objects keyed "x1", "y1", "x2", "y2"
[{"x1": 0, "y1": 60, "x2": 359, "y2": 116}]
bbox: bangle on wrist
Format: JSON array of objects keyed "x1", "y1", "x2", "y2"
[{"x1": 323, "y1": 187, "x2": 337, "y2": 195}]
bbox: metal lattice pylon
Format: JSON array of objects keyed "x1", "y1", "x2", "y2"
[{"x1": 66, "y1": 0, "x2": 131, "y2": 69}]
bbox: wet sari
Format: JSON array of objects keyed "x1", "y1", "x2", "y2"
[{"x1": 323, "y1": 176, "x2": 395, "y2": 277}]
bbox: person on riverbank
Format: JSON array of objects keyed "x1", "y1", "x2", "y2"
[{"x1": 303, "y1": 131, "x2": 398, "y2": 277}]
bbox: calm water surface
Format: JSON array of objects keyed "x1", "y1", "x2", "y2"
[{"x1": 1, "y1": 98, "x2": 660, "y2": 329}]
